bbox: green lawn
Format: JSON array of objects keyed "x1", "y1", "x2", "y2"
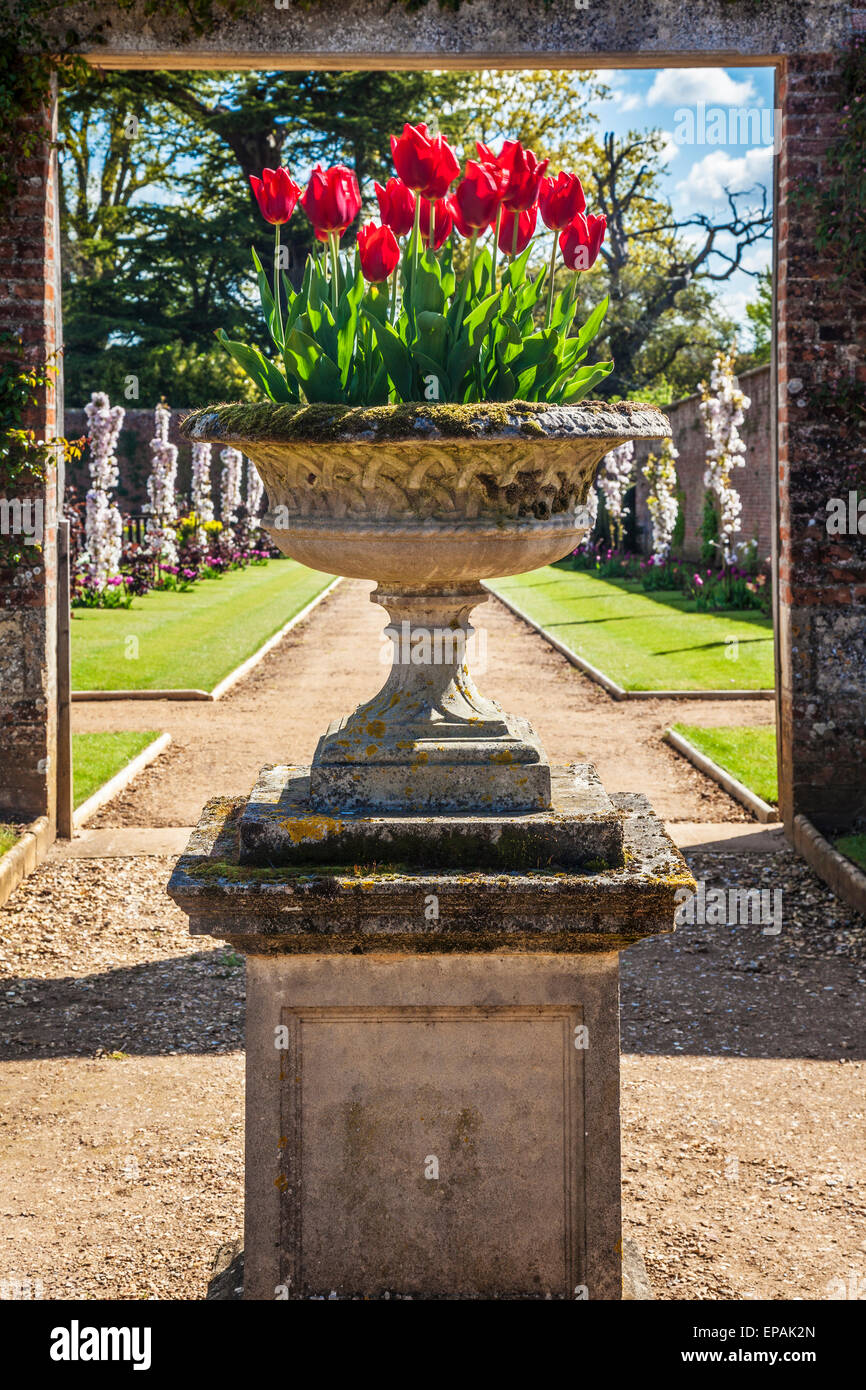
[
  {"x1": 72, "y1": 559, "x2": 334, "y2": 692},
  {"x1": 490, "y1": 567, "x2": 774, "y2": 692},
  {"x1": 673, "y1": 724, "x2": 778, "y2": 805},
  {"x1": 0, "y1": 824, "x2": 20, "y2": 857},
  {"x1": 835, "y1": 834, "x2": 866, "y2": 873},
  {"x1": 72, "y1": 730, "x2": 160, "y2": 808}
]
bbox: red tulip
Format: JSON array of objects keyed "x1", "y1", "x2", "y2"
[
  {"x1": 448, "y1": 197, "x2": 487, "y2": 240},
  {"x1": 559, "y1": 212, "x2": 607, "y2": 270},
  {"x1": 300, "y1": 163, "x2": 361, "y2": 236},
  {"x1": 249, "y1": 166, "x2": 301, "y2": 225},
  {"x1": 374, "y1": 178, "x2": 417, "y2": 237},
  {"x1": 539, "y1": 172, "x2": 586, "y2": 231},
  {"x1": 390, "y1": 122, "x2": 460, "y2": 199},
  {"x1": 418, "y1": 197, "x2": 454, "y2": 250},
  {"x1": 357, "y1": 221, "x2": 400, "y2": 283},
  {"x1": 450, "y1": 160, "x2": 502, "y2": 235},
  {"x1": 498, "y1": 204, "x2": 538, "y2": 256},
  {"x1": 477, "y1": 139, "x2": 549, "y2": 212}
]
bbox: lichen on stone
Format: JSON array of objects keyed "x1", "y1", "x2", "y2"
[{"x1": 180, "y1": 399, "x2": 669, "y2": 446}]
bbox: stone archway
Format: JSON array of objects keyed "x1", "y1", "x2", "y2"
[{"x1": 2, "y1": 0, "x2": 864, "y2": 869}]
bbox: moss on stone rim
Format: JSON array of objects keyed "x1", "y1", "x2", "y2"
[{"x1": 180, "y1": 400, "x2": 670, "y2": 445}]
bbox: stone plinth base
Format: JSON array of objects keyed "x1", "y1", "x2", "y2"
[
  {"x1": 168, "y1": 781, "x2": 691, "y2": 1300},
  {"x1": 240, "y1": 761, "x2": 623, "y2": 872},
  {"x1": 246, "y1": 951, "x2": 619, "y2": 1300}
]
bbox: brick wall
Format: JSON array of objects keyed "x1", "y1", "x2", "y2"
[
  {"x1": 632, "y1": 364, "x2": 771, "y2": 563},
  {"x1": 775, "y1": 34, "x2": 866, "y2": 833},
  {"x1": 0, "y1": 88, "x2": 59, "y2": 825}
]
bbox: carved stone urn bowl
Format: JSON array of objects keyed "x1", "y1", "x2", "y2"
[{"x1": 182, "y1": 401, "x2": 671, "y2": 813}]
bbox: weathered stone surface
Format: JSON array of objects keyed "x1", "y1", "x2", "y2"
[
  {"x1": 167, "y1": 789, "x2": 692, "y2": 952},
  {"x1": 242, "y1": 949, "x2": 624, "y2": 1300},
  {"x1": 776, "y1": 47, "x2": 866, "y2": 834},
  {"x1": 181, "y1": 402, "x2": 672, "y2": 584},
  {"x1": 239, "y1": 762, "x2": 624, "y2": 871},
  {"x1": 53, "y1": 1, "x2": 855, "y2": 67},
  {"x1": 182, "y1": 404, "x2": 672, "y2": 814}
]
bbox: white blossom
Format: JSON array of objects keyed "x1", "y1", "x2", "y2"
[
  {"x1": 642, "y1": 437, "x2": 680, "y2": 562},
  {"x1": 598, "y1": 440, "x2": 634, "y2": 547},
  {"x1": 81, "y1": 391, "x2": 124, "y2": 588},
  {"x1": 190, "y1": 440, "x2": 214, "y2": 546},
  {"x1": 699, "y1": 349, "x2": 750, "y2": 566},
  {"x1": 145, "y1": 402, "x2": 179, "y2": 565},
  {"x1": 219, "y1": 446, "x2": 243, "y2": 550}
]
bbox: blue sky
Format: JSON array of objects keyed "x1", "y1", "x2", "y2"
[{"x1": 586, "y1": 66, "x2": 776, "y2": 327}]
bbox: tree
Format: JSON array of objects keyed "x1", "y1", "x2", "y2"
[
  {"x1": 575, "y1": 131, "x2": 771, "y2": 399},
  {"x1": 741, "y1": 267, "x2": 772, "y2": 368},
  {"x1": 58, "y1": 67, "x2": 463, "y2": 403}
]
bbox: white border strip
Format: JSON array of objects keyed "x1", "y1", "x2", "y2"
[
  {"x1": 486, "y1": 582, "x2": 774, "y2": 702},
  {"x1": 73, "y1": 732, "x2": 172, "y2": 829},
  {"x1": 664, "y1": 727, "x2": 780, "y2": 823},
  {"x1": 0, "y1": 816, "x2": 52, "y2": 909},
  {"x1": 211, "y1": 576, "x2": 341, "y2": 700}
]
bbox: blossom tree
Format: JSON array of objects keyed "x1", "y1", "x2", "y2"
[
  {"x1": 190, "y1": 440, "x2": 215, "y2": 546},
  {"x1": 82, "y1": 391, "x2": 124, "y2": 589},
  {"x1": 598, "y1": 440, "x2": 634, "y2": 549},
  {"x1": 642, "y1": 438, "x2": 680, "y2": 563},
  {"x1": 145, "y1": 402, "x2": 179, "y2": 566},
  {"x1": 219, "y1": 445, "x2": 243, "y2": 552},
  {"x1": 698, "y1": 348, "x2": 750, "y2": 566}
]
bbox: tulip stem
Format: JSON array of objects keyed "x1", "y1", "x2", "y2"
[
  {"x1": 491, "y1": 205, "x2": 502, "y2": 295},
  {"x1": 389, "y1": 262, "x2": 399, "y2": 325},
  {"x1": 451, "y1": 232, "x2": 476, "y2": 333},
  {"x1": 511, "y1": 212, "x2": 519, "y2": 259},
  {"x1": 328, "y1": 232, "x2": 340, "y2": 313},
  {"x1": 410, "y1": 197, "x2": 422, "y2": 328},
  {"x1": 545, "y1": 231, "x2": 558, "y2": 328},
  {"x1": 273, "y1": 224, "x2": 284, "y2": 346}
]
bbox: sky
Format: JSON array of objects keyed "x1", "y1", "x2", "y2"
[{"x1": 586, "y1": 65, "x2": 776, "y2": 326}]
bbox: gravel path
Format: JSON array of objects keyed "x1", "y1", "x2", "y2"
[
  {"x1": 5, "y1": 573, "x2": 857, "y2": 1302},
  {"x1": 72, "y1": 578, "x2": 771, "y2": 827},
  {"x1": 1, "y1": 846, "x2": 862, "y2": 1301}
]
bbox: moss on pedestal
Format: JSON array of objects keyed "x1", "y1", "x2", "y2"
[{"x1": 180, "y1": 400, "x2": 669, "y2": 446}]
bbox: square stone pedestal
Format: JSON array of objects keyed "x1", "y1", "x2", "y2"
[{"x1": 168, "y1": 776, "x2": 692, "y2": 1300}]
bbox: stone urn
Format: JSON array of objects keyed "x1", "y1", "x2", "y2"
[{"x1": 182, "y1": 400, "x2": 671, "y2": 813}]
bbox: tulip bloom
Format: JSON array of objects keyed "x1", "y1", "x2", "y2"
[
  {"x1": 538, "y1": 172, "x2": 586, "y2": 231},
  {"x1": 477, "y1": 139, "x2": 549, "y2": 212},
  {"x1": 498, "y1": 204, "x2": 537, "y2": 256},
  {"x1": 249, "y1": 166, "x2": 301, "y2": 225},
  {"x1": 374, "y1": 178, "x2": 417, "y2": 237},
  {"x1": 390, "y1": 122, "x2": 460, "y2": 199},
  {"x1": 448, "y1": 197, "x2": 488, "y2": 240},
  {"x1": 357, "y1": 221, "x2": 400, "y2": 283},
  {"x1": 559, "y1": 212, "x2": 607, "y2": 270},
  {"x1": 451, "y1": 160, "x2": 502, "y2": 235},
  {"x1": 418, "y1": 196, "x2": 454, "y2": 250},
  {"x1": 301, "y1": 163, "x2": 362, "y2": 236}
]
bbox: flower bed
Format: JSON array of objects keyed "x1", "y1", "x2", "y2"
[{"x1": 564, "y1": 541, "x2": 771, "y2": 614}]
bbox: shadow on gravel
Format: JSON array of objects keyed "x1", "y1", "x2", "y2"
[
  {"x1": 2, "y1": 850, "x2": 863, "y2": 1063},
  {"x1": 621, "y1": 848, "x2": 866, "y2": 1059},
  {"x1": 0, "y1": 948, "x2": 245, "y2": 1059}
]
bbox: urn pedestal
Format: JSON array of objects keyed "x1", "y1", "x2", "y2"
[
  {"x1": 168, "y1": 781, "x2": 691, "y2": 1300},
  {"x1": 171, "y1": 400, "x2": 687, "y2": 1298}
]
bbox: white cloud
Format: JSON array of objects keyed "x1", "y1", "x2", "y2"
[
  {"x1": 657, "y1": 130, "x2": 680, "y2": 165},
  {"x1": 676, "y1": 146, "x2": 773, "y2": 205},
  {"x1": 647, "y1": 68, "x2": 758, "y2": 108}
]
